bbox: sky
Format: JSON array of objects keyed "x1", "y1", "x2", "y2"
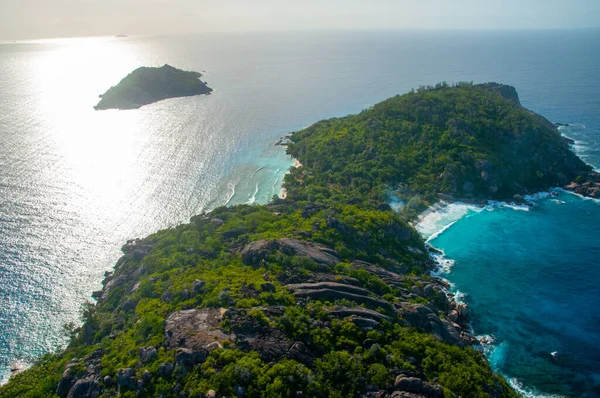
[{"x1": 1, "y1": 0, "x2": 599, "y2": 40}]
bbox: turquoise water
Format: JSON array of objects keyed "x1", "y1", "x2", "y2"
[
  {"x1": 424, "y1": 194, "x2": 600, "y2": 397},
  {"x1": 1, "y1": 30, "x2": 599, "y2": 391}
]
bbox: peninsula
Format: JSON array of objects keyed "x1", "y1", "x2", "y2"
[
  {"x1": 94, "y1": 65, "x2": 213, "y2": 110},
  {"x1": 3, "y1": 83, "x2": 591, "y2": 398}
]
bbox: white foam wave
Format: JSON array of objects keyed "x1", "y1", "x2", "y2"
[
  {"x1": 417, "y1": 191, "x2": 578, "y2": 398},
  {"x1": 427, "y1": 221, "x2": 457, "y2": 243},
  {"x1": 559, "y1": 188, "x2": 600, "y2": 205},
  {"x1": 525, "y1": 191, "x2": 555, "y2": 201},
  {"x1": 246, "y1": 183, "x2": 259, "y2": 205},
  {"x1": 416, "y1": 201, "x2": 483, "y2": 240},
  {"x1": 224, "y1": 182, "x2": 237, "y2": 205},
  {"x1": 485, "y1": 200, "x2": 530, "y2": 211},
  {"x1": 508, "y1": 378, "x2": 566, "y2": 398},
  {"x1": 429, "y1": 250, "x2": 456, "y2": 275}
]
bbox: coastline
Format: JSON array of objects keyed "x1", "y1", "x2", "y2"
[
  {"x1": 415, "y1": 185, "x2": 599, "y2": 398},
  {"x1": 4, "y1": 83, "x2": 591, "y2": 397},
  {"x1": 278, "y1": 156, "x2": 303, "y2": 199}
]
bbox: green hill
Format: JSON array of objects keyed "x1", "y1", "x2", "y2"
[{"x1": 95, "y1": 65, "x2": 212, "y2": 110}]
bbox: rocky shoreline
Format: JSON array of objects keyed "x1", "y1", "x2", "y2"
[
  {"x1": 6, "y1": 83, "x2": 566, "y2": 397},
  {"x1": 563, "y1": 171, "x2": 600, "y2": 199}
]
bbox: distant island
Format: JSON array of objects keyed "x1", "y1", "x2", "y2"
[{"x1": 94, "y1": 64, "x2": 213, "y2": 110}]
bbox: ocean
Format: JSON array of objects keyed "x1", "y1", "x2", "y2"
[{"x1": 0, "y1": 30, "x2": 599, "y2": 395}]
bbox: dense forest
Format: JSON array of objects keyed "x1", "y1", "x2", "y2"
[{"x1": 2, "y1": 83, "x2": 588, "y2": 398}]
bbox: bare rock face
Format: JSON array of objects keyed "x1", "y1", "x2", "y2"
[
  {"x1": 66, "y1": 378, "x2": 101, "y2": 398},
  {"x1": 478, "y1": 82, "x2": 521, "y2": 106},
  {"x1": 165, "y1": 308, "x2": 233, "y2": 350},
  {"x1": 117, "y1": 368, "x2": 136, "y2": 389},
  {"x1": 287, "y1": 282, "x2": 395, "y2": 314},
  {"x1": 565, "y1": 172, "x2": 600, "y2": 198},
  {"x1": 239, "y1": 238, "x2": 340, "y2": 267},
  {"x1": 139, "y1": 346, "x2": 158, "y2": 363},
  {"x1": 398, "y1": 303, "x2": 474, "y2": 347},
  {"x1": 393, "y1": 375, "x2": 443, "y2": 397},
  {"x1": 239, "y1": 240, "x2": 278, "y2": 265},
  {"x1": 158, "y1": 362, "x2": 175, "y2": 378}
]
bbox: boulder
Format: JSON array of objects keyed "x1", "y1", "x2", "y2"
[
  {"x1": 260, "y1": 283, "x2": 276, "y2": 293},
  {"x1": 328, "y1": 306, "x2": 392, "y2": 322},
  {"x1": 176, "y1": 347, "x2": 207, "y2": 369},
  {"x1": 362, "y1": 339, "x2": 377, "y2": 349},
  {"x1": 117, "y1": 368, "x2": 136, "y2": 389},
  {"x1": 165, "y1": 308, "x2": 233, "y2": 350},
  {"x1": 139, "y1": 346, "x2": 158, "y2": 363},
  {"x1": 240, "y1": 240, "x2": 276, "y2": 265},
  {"x1": 57, "y1": 368, "x2": 76, "y2": 397},
  {"x1": 142, "y1": 370, "x2": 152, "y2": 383},
  {"x1": 448, "y1": 310, "x2": 459, "y2": 323},
  {"x1": 66, "y1": 378, "x2": 101, "y2": 398},
  {"x1": 394, "y1": 377, "x2": 424, "y2": 392},
  {"x1": 352, "y1": 317, "x2": 380, "y2": 331},
  {"x1": 393, "y1": 376, "x2": 443, "y2": 397},
  {"x1": 278, "y1": 238, "x2": 340, "y2": 265},
  {"x1": 103, "y1": 375, "x2": 112, "y2": 387},
  {"x1": 423, "y1": 284, "x2": 434, "y2": 297},
  {"x1": 240, "y1": 238, "x2": 340, "y2": 267},
  {"x1": 158, "y1": 362, "x2": 175, "y2": 378},
  {"x1": 205, "y1": 341, "x2": 222, "y2": 352},
  {"x1": 290, "y1": 283, "x2": 395, "y2": 313},
  {"x1": 206, "y1": 390, "x2": 217, "y2": 398}
]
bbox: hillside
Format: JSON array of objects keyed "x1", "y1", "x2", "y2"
[
  {"x1": 285, "y1": 82, "x2": 589, "y2": 217},
  {"x1": 95, "y1": 65, "x2": 212, "y2": 110},
  {"x1": 2, "y1": 82, "x2": 587, "y2": 398}
]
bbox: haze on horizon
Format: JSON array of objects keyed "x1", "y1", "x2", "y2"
[{"x1": 1, "y1": 0, "x2": 599, "y2": 41}]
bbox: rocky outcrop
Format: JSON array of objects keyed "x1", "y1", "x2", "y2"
[
  {"x1": 239, "y1": 238, "x2": 340, "y2": 267},
  {"x1": 479, "y1": 82, "x2": 521, "y2": 106},
  {"x1": 116, "y1": 368, "x2": 136, "y2": 389},
  {"x1": 95, "y1": 64, "x2": 213, "y2": 110},
  {"x1": 66, "y1": 378, "x2": 100, "y2": 398},
  {"x1": 393, "y1": 375, "x2": 443, "y2": 397},
  {"x1": 165, "y1": 308, "x2": 233, "y2": 350},
  {"x1": 139, "y1": 346, "x2": 157, "y2": 363},
  {"x1": 398, "y1": 302, "x2": 475, "y2": 347},
  {"x1": 564, "y1": 172, "x2": 600, "y2": 198},
  {"x1": 288, "y1": 282, "x2": 396, "y2": 314}
]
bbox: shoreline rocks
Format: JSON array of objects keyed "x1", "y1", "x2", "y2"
[{"x1": 563, "y1": 172, "x2": 600, "y2": 199}]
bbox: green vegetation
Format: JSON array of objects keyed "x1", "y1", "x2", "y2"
[
  {"x1": 1, "y1": 83, "x2": 580, "y2": 397},
  {"x1": 95, "y1": 64, "x2": 213, "y2": 110},
  {"x1": 285, "y1": 82, "x2": 588, "y2": 217}
]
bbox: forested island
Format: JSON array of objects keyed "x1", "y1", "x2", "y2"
[
  {"x1": 2, "y1": 83, "x2": 593, "y2": 398},
  {"x1": 94, "y1": 65, "x2": 212, "y2": 110}
]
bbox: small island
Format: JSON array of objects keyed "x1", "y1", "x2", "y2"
[{"x1": 94, "y1": 64, "x2": 213, "y2": 110}]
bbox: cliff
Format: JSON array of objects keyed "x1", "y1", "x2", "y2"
[
  {"x1": 95, "y1": 65, "x2": 212, "y2": 110},
  {"x1": 3, "y1": 82, "x2": 587, "y2": 398}
]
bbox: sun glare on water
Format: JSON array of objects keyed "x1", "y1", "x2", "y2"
[{"x1": 26, "y1": 37, "x2": 152, "y2": 215}]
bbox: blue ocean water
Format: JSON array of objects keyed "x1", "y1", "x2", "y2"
[
  {"x1": 424, "y1": 194, "x2": 600, "y2": 397},
  {"x1": 0, "y1": 30, "x2": 599, "y2": 393}
]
